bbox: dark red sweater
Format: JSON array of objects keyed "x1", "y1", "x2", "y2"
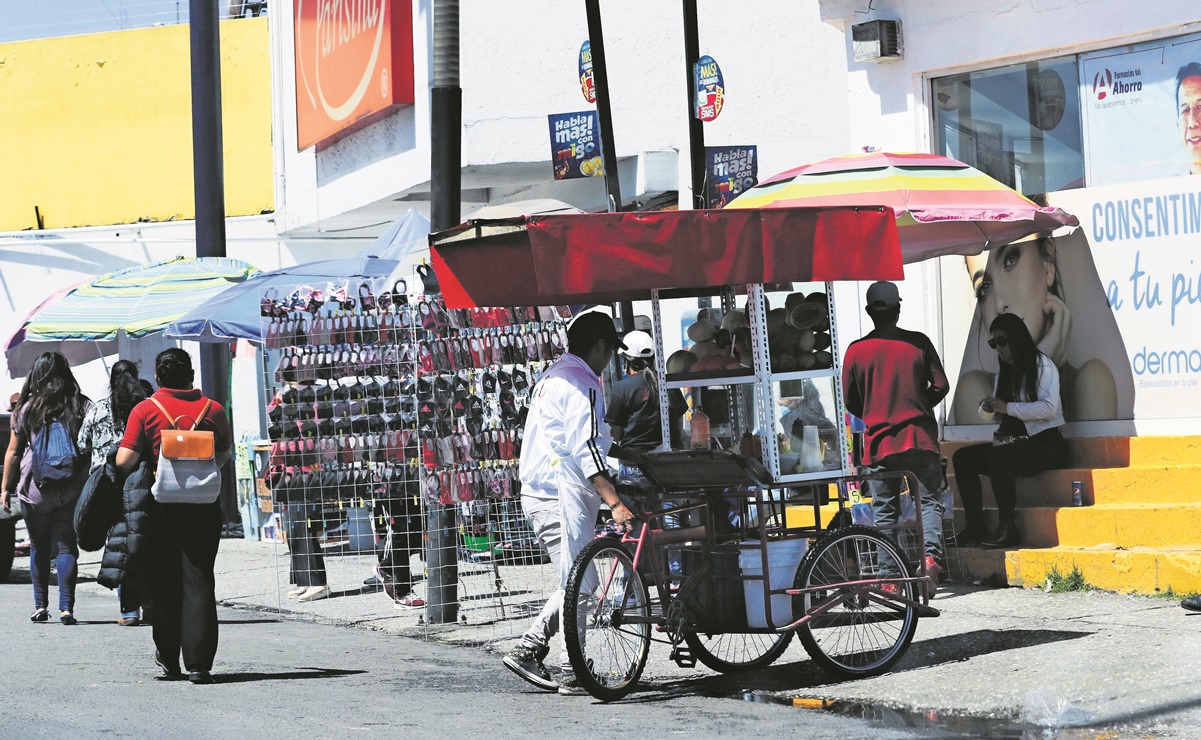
[{"x1": 842, "y1": 327, "x2": 949, "y2": 465}]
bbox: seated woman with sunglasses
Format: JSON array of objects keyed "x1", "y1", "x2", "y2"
[{"x1": 952, "y1": 313, "x2": 1069, "y2": 548}]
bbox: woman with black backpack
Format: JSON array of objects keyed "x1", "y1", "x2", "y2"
[{"x1": 0, "y1": 352, "x2": 90, "y2": 624}]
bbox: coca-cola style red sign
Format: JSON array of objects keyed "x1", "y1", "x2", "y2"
[{"x1": 294, "y1": 0, "x2": 415, "y2": 150}]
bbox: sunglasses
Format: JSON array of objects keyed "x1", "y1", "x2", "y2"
[{"x1": 987, "y1": 335, "x2": 1009, "y2": 350}]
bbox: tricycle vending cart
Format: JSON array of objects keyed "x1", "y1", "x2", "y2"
[{"x1": 430, "y1": 205, "x2": 940, "y2": 701}]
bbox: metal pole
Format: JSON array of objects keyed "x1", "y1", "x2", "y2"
[
  {"x1": 191, "y1": 2, "x2": 226, "y2": 262},
  {"x1": 586, "y1": 0, "x2": 628, "y2": 380},
  {"x1": 584, "y1": 0, "x2": 623, "y2": 213},
  {"x1": 427, "y1": 0, "x2": 462, "y2": 625},
  {"x1": 190, "y1": 2, "x2": 236, "y2": 524},
  {"x1": 682, "y1": 0, "x2": 706, "y2": 209}
]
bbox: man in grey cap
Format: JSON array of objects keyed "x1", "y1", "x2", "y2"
[
  {"x1": 503, "y1": 311, "x2": 636, "y2": 695},
  {"x1": 842, "y1": 281, "x2": 950, "y2": 590}
]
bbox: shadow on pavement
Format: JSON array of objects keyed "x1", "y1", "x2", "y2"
[
  {"x1": 214, "y1": 667, "x2": 367, "y2": 684},
  {"x1": 624, "y1": 628, "x2": 1092, "y2": 703}
]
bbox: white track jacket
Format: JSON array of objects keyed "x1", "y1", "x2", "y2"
[{"x1": 519, "y1": 352, "x2": 612, "y2": 501}]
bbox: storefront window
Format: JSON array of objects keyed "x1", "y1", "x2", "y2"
[{"x1": 934, "y1": 57, "x2": 1083, "y2": 196}]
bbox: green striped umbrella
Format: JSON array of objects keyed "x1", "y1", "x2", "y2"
[{"x1": 22, "y1": 256, "x2": 260, "y2": 342}]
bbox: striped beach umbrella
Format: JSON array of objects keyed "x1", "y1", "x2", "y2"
[
  {"x1": 726, "y1": 151, "x2": 1079, "y2": 263},
  {"x1": 21, "y1": 256, "x2": 260, "y2": 343}
]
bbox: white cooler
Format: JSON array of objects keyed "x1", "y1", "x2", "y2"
[{"x1": 738, "y1": 538, "x2": 807, "y2": 629}]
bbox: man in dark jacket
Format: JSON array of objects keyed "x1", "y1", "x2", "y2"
[{"x1": 842, "y1": 281, "x2": 950, "y2": 587}]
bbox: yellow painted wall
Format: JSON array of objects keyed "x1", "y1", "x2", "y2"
[{"x1": 0, "y1": 19, "x2": 273, "y2": 231}]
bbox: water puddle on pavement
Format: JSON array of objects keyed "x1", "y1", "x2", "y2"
[{"x1": 743, "y1": 693, "x2": 1155, "y2": 738}]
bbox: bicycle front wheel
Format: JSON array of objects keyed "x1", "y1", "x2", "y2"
[
  {"x1": 563, "y1": 537, "x2": 652, "y2": 701},
  {"x1": 682, "y1": 630, "x2": 793, "y2": 673},
  {"x1": 794, "y1": 525, "x2": 919, "y2": 679}
]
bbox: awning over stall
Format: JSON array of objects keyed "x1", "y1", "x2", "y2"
[
  {"x1": 430, "y1": 206, "x2": 902, "y2": 308},
  {"x1": 727, "y1": 152, "x2": 1079, "y2": 263}
]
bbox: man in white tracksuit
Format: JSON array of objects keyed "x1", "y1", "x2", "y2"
[{"x1": 502, "y1": 312, "x2": 636, "y2": 696}]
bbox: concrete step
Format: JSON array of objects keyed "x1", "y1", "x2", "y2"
[
  {"x1": 941, "y1": 435, "x2": 1201, "y2": 470},
  {"x1": 948, "y1": 464, "x2": 1201, "y2": 509},
  {"x1": 1089, "y1": 465, "x2": 1201, "y2": 505},
  {"x1": 1017, "y1": 503, "x2": 1201, "y2": 549},
  {"x1": 943, "y1": 545, "x2": 1008, "y2": 585},
  {"x1": 1003, "y1": 546, "x2": 1201, "y2": 594},
  {"x1": 947, "y1": 468, "x2": 1091, "y2": 508}
]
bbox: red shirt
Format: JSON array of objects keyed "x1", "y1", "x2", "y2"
[
  {"x1": 842, "y1": 327, "x2": 949, "y2": 465},
  {"x1": 120, "y1": 388, "x2": 232, "y2": 461}
]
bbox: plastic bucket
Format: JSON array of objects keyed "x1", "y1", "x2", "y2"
[
  {"x1": 738, "y1": 538, "x2": 808, "y2": 629},
  {"x1": 345, "y1": 507, "x2": 375, "y2": 552}
]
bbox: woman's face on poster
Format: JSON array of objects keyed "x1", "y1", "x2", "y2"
[{"x1": 965, "y1": 241, "x2": 1055, "y2": 343}]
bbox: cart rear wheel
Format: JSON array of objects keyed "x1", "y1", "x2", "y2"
[
  {"x1": 794, "y1": 525, "x2": 918, "y2": 679},
  {"x1": 682, "y1": 630, "x2": 792, "y2": 673},
  {"x1": 563, "y1": 538, "x2": 652, "y2": 701}
]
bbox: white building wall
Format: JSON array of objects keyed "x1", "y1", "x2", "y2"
[
  {"x1": 821, "y1": 0, "x2": 1201, "y2": 154},
  {"x1": 818, "y1": 0, "x2": 1201, "y2": 427},
  {"x1": 272, "y1": 0, "x2": 856, "y2": 229}
]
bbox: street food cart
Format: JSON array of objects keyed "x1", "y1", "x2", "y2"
[{"x1": 431, "y1": 205, "x2": 941, "y2": 700}]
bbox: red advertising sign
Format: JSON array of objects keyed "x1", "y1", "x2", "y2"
[{"x1": 294, "y1": 0, "x2": 415, "y2": 150}]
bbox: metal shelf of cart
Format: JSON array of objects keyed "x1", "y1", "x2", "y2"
[
  {"x1": 765, "y1": 368, "x2": 839, "y2": 384},
  {"x1": 664, "y1": 371, "x2": 757, "y2": 389},
  {"x1": 774, "y1": 467, "x2": 850, "y2": 484}
]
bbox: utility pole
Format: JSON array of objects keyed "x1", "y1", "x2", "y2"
[
  {"x1": 584, "y1": 0, "x2": 622, "y2": 216},
  {"x1": 683, "y1": 0, "x2": 706, "y2": 210},
  {"x1": 427, "y1": 0, "x2": 462, "y2": 625},
  {"x1": 190, "y1": 1, "x2": 237, "y2": 524},
  {"x1": 583, "y1": 1, "x2": 635, "y2": 346}
]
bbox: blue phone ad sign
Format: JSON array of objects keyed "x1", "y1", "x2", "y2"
[
  {"x1": 548, "y1": 111, "x2": 603, "y2": 180},
  {"x1": 705, "y1": 145, "x2": 758, "y2": 208}
]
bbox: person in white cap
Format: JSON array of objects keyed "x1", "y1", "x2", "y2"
[
  {"x1": 502, "y1": 312, "x2": 636, "y2": 696},
  {"x1": 605, "y1": 331, "x2": 684, "y2": 456},
  {"x1": 842, "y1": 281, "x2": 950, "y2": 590}
]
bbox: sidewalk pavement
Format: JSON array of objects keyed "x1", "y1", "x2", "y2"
[{"x1": 54, "y1": 537, "x2": 1201, "y2": 733}]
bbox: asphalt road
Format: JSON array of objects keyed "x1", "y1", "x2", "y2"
[{"x1": 0, "y1": 576, "x2": 915, "y2": 740}]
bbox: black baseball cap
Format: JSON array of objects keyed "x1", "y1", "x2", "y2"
[
  {"x1": 567, "y1": 312, "x2": 627, "y2": 350},
  {"x1": 865, "y1": 281, "x2": 901, "y2": 310}
]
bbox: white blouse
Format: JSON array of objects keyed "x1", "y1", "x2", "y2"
[{"x1": 992, "y1": 353, "x2": 1065, "y2": 436}]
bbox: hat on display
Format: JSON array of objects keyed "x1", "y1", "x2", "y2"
[
  {"x1": 621, "y1": 330, "x2": 655, "y2": 359},
  {"x1": 865, "y1": 281, "x2": 901, "y2": 310},
  {"x1": 567, "y1": 311, "x2": 627, "y2": 351}
]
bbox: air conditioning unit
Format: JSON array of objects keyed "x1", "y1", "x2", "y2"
[{"x1": 852, "y1": 20, "x2": 901, "y2": 63}]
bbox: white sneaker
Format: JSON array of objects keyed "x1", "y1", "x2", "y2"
[
  {"x1": 286, "y1": 586, "x2": 308, "y2": 598},
  {"x1": 297, "y1": 585, "x2": 331, "y2": 602},
  {"x1": 393, "y1": 592, "x2": 425, "y2": 610}
]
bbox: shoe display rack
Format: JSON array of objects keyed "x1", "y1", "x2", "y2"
[{"x1": 258, "y1": 276, "x2": 572, "y2": 628}]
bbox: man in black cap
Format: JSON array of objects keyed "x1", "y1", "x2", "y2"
[
  {"x1": 842, "y1": 281, "x2": 950, "y2": 590},
  {"x1": 503, "y1": 311, "x2": 636, "y2": 696}
]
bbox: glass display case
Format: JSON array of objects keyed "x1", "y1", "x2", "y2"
[{"x1": 650, "y1": 282, "x2": 848, "y2": 484}]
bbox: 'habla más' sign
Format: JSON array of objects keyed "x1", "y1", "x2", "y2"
[{"x1": 294, "y1": 0, "x2": 415, "y2": 150}]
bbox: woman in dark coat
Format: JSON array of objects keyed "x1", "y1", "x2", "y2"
[{"x1": 77, "y1": 360, "x2": 150, "y2": 624}]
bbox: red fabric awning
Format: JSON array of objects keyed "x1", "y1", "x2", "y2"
[{"x1": 430, "y1": 206, "x2": 902, "y2": 309}]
